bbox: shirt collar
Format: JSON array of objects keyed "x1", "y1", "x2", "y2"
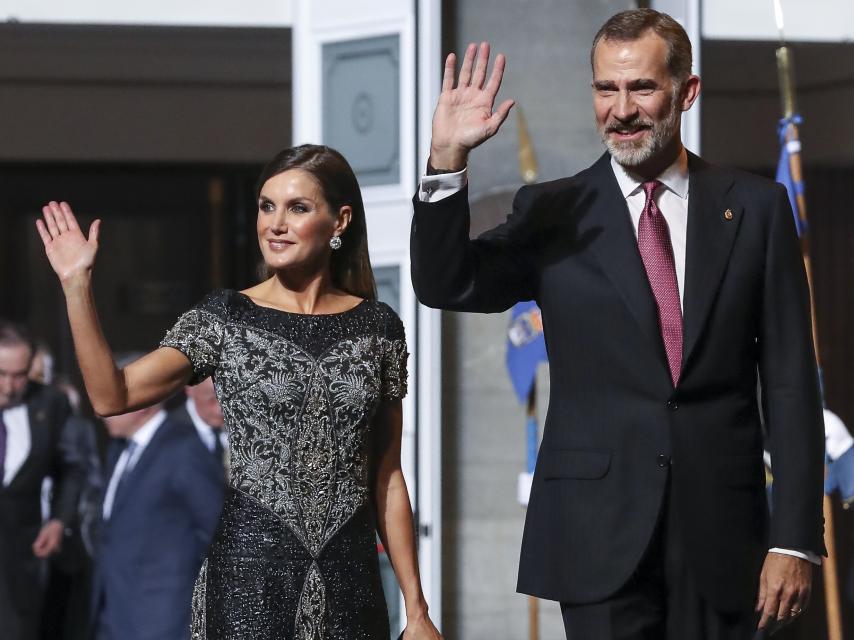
[
  {"x1": 129, "y1": 409, "x2": 167, "y2": 449},
  {"x1": 610, "y1": 146, "x2": 689, "y2": 200},
  {"x1": 186, "y1": 399, "x2": 216, "y2": 443}
]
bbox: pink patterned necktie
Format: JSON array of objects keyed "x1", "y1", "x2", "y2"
[{"x1": 637, "y1": 180, "x2": 682, "y2": 386}]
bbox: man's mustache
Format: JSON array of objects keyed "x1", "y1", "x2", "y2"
[{"x1": 604, "y1": 120, "x2": 654, "y2": 134}]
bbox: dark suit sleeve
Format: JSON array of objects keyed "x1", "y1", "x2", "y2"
[
  {"x1": 172, "y1": 439, "x2": 225, "y2": 546},
  {"x1": 759, "y1": 184, "x2": 825, "y2": 555},
  {"x1": 50, "y1": 401, "x2": 87, "y2": 527},
  {"x1": 411, "y1": 185, "x2": 538, "y2": 312}
]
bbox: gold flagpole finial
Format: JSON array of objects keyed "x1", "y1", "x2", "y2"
[{"x1": 516, "y1": 105, "x2": 539, "y2": 185}]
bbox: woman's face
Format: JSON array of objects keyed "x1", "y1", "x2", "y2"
[{"x1": 256, "y1": 169, "x2": 350, "y2": 274}]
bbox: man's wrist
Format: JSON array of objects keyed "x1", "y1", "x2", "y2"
[{"x1": 427, "y1": 147, "x2": 468, "y2": 173}]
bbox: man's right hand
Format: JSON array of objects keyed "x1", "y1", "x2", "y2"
[{"x1": 429, "y1": 42, "x2": 515, "y2": 172}]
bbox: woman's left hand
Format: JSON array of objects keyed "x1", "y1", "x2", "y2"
[{"x1": 401, "y1": 610, "x2": 443, "y2": 640}]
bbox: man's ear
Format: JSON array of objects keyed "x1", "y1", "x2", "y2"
[{"x1": 681, "y1": 75, "x2": 701, "y2": 112}]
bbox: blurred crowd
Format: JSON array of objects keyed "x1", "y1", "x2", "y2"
[{"x1": 0, "y1": 320, "x2": 228, "y2": 640}]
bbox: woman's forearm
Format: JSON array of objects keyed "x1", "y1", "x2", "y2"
[
  {"x1": 375, "y1": 467, "x2": 428, "y2": 617},
  {"x1": 62, "y1": 276, "x2": 190, "y2": 415},
  {"x1": 38, "y1": 202, "x2": 190, "y2": 415},
  {"x1": 62, "y1": 275, "x2": 129, "y2": 415}
]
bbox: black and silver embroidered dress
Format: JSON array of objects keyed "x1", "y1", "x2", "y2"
[{"x1": 160, "y1": 289, "x2": 408, "y2": 640}]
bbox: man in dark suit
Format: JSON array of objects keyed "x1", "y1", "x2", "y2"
[
  {"x1": 170, "y1": 377, "x2": 228, "y2": 476},
  {"x1": 411, "y1": 9, "x2": 824, "y2": 639},
  {"x1": 0, "y1": 321, "x2": 84, "y2": 640},
  {"x1": 91, "y1": 355, "x2": 225, "y2": 640}
]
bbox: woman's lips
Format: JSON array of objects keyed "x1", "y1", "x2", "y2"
[{"x1": 267, "y1": 239, "x2": 295, "y2": 252}]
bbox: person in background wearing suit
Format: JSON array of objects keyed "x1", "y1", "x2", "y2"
[
  {"x1": 171, "y1": 376, "x2": 229, "y2": 476},
  {"x1": 91, "y1": 353, "x2": 225, "y2": 640},
  {"x1": 0, "y1": 321, "x2": 84, "y2": 640},
  {"x1": 31, "y1": 342, "x2": 103, "y2": 640},
  {"x1": 411, "y1": 8, "x2": 825, "y2": 640}
]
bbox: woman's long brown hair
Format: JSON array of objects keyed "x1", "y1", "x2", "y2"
[{"x1": 255, "y1": 145, "x2": 377, "y2": 300}]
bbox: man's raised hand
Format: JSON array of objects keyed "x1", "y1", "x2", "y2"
[{"x1": 429, "y1": 42, "x2": 514, "y2": 172}]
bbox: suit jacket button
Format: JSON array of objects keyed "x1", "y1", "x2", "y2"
[
  {"x1": 667, "y1": 399, "x2": 678, "y2": 411},
  {"x1": 657, "y1": 454, "x2": 671, "y2": 468}
]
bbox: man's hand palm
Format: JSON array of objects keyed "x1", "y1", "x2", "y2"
[{"x1": 429, "y1": 42, "x2": 514, "y2": 170}]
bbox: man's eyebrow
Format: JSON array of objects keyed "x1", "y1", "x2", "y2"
[
  {"x1": 627, "y1": 78, "x2": 659, "y2": 90},
  {"x1": 593, "y1": 79, "x2": 661, "y2": 91}
]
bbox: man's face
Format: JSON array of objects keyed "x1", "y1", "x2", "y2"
[
  {"x1": 0, "y1": 343, "x2": 33, "y2": 409},
  {"x1": 103, "y1": 406, "x2": 159, "y2": 439},
  {"x1": 186, "y1": 377, "x2": 223, "y2": 429},
  {"x1": 592, "y1": 31, "x2": 685, "y2": 167}
]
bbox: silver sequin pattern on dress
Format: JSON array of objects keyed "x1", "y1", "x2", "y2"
[{"x1": 161, "y1": 290, "x2": 407, "y2": 639}]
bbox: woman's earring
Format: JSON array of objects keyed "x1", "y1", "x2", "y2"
[{"x1": 330, "y1": 235, "x2": 342, "y2": 250}]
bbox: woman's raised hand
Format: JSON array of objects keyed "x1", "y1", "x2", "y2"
[
  {"x1": 429, "y1": 42, "x2": 515, "y2": 172},
  {"x1": 36, "y1": 201, "x2": 101, "y2": 285}
]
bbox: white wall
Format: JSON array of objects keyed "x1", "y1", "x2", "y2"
[
  {"x1": 0, "y1": 0, "x2": 292, "y2": 27},
  {"x1": 703, "y1": 0, "x2": 854, "y2": 42}
]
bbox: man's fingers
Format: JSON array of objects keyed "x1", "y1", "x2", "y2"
[
  {"x1": 442, "y1": 53, "x2": 456, "y2": 92},
  {"x1": 775, "y1": 585, "x2": 798, "y2": 625},
  {"x1": 484, "y1": 53, "x2": 507, "y2": 98},
  {"x1": 755, "y1": 578, "x2": 766, "y2": 612},
  {"x1": 758, "y1": 585, "x2": 781, "y2": 630},
  {"x1": 486, "y1": 99, "x2": 515, "y2": 135},
  {"x1": 471, "y1": 41, "x2": 490, "y2": 89},
  {"x1": 458, "y1": 42, "x2": 477, "y2": 86}
]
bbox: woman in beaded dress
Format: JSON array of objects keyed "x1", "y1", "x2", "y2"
[{"x1": 36, "y1": 145, "x2": 442, "y2": 640}]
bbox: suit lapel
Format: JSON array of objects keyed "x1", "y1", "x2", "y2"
[
  {"x1": 681, "y1": 153, "x2": 742, "y2": 371},
  {"x1": 109, "y1": 421, "x2": 167, "y2": 518},
  {"x1": 584, "y1": 153, "x2": 670, "y2": 380},
  {"x1": 8, "y1": 395, "x2": 47, "y2": 489}
]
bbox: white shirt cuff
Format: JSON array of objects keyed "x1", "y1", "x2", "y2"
[
  {"x1": 418, "y1": 167, "x2": 468, "y2": 203},
  {"x1": 769, "y1": 547, "x2": 822, "y2": 565}
]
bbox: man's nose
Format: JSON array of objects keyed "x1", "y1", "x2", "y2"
[{"x1": 613, "y1": 90, "x2": 638, "y2": 121}]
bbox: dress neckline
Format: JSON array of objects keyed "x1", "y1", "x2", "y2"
[{"x1": 233, "y1": 290, "x2": 368, "y2": 317}]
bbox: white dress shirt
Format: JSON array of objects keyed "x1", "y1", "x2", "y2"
[
  {"x1": 185, "y1": 399, "x2": 228, "y2": 454},
  {"x1": 1, "y1": 404, "x2": 30, "y2": 486},
  {"x1": 102, "y1": 410, "x2": 166, "y2": 520},
  {"x1": 418, "y1": 153, "x2": 820, "y2": 565}
]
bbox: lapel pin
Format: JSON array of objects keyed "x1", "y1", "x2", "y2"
[{"x1": 724, "y1": 209, "x2": 734, "y2": 221}]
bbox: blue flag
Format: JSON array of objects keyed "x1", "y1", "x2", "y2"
[
  {"x1": 824, "y1": 409, "x2": 854, "y2": 505},
  {"x1": 776, "y1": 115, "x2": 806, "y2": 236},
  {"x1": 506, "y1": 301, "x2": 548, "y2": 404}
]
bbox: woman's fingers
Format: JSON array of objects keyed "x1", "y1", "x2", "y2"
[
  {"x1": 60, "y1": 201, "x2": 81, "y2": 233},
  {"x1": 43, "y1": 204, "x2": 61, "y2": 239},
  {"x1": 49, "y1": 201, "x2": 69, "y2": 233},
  {"x1": 35, "y1": 219, "x2": 52, "y2": 246},
  {"x1": 88, "y1": 219, "x2": 101, "y2": 245}
]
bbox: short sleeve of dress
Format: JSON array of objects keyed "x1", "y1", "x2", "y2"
[
  {"x1": 160, "y1": 290, "x2": 228, "y2": 385},
  {"x1": 380, "y1": 306, "x2": 409, "y2": 400}
]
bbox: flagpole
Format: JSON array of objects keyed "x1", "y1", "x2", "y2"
[
  {"x1": 517, "y1": 104, "x2": 540, "y2": 640},
  {"x1": 772, "y1": 3, "x2": 843, "y2": 638}
]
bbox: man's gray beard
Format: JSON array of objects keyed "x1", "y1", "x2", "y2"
[{"x1": 600, "y1": 96, "x2": 681, "y2": 168}]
